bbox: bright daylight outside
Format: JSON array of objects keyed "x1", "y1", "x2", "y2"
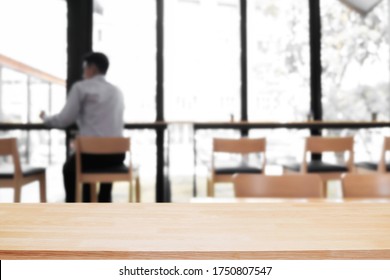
[{"x1": 0, "y1": 0, "x2": 389, "y2": 202}]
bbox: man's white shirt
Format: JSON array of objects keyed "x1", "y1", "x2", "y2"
[{"x1": 44, "y1": 75, "x2": 124, "y2": 137}]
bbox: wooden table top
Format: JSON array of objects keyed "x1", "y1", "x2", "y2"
[
  {"x1": 191, "y1": 198, "x2": 390, "y2": 203},
  {"x1": 1, "y1": 203, "x2": 390, "y2": 260}
]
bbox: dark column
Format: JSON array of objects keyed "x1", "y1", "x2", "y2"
[
  {"x1": 156, "y1": 0, "x2": 170, "y2": 202},
  {"x1": 156, "y1": 128, "x2": 169, "y2": 202},
  {"x1": 309, "y1": 0, "x2": 322, "y2": 160},
  {"x1": 66, "y1": 0, "x2": 93, "y2": 156},
  {"x1": 156, "y1": 0, "x2": 164, "y2": 122},
  {"x1": 240, "y1": 0, "x2": 249, "y2": 136}
]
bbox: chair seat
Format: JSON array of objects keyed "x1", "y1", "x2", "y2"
[
  {"x1": 0, "y1": 166, "x2": 45, "y2": 179},
  {"x1": 83, "y1": 164, "x2": 130, "y2": 174},
  {"x1": 215, "y1": 165, "x2": 262, "y2": 175},
  {"x1": 355, "y1": 162, "x2": 390, "y2": 171},
  {"x1": 283, "y1": 161, "x2": 348, "y2": 173}
]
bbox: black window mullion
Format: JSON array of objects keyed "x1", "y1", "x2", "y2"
[
  {"x1": 240, "y1": 0, "x2": 248, "y2": 136},
  {"x1": 309, "y1": 0, "x2": 323, "y2": 161}
]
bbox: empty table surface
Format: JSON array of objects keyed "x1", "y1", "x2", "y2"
[
  {"x1": 1, "y1": 203, "x2": 390, "y2": 260},
  {"x1": 191, "y1": 198, "x2": 390, "y2": 203}
]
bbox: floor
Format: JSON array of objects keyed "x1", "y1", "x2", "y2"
[{"x1": 0, "y1": 164, "x2": 342, "y2": 203}]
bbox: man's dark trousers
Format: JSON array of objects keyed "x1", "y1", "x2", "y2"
[{"x1": 63, "y1": 153, "x2": 125, "y2": 202}]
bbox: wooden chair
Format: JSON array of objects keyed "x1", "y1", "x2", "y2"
[
  {"x1": 342, "y1": 174, "x2": 390, "y2": 198},
  {"x1": 355, "y1": 137, "x2": 390, "y2": 173},
  {"x1": 283, "y1": 136, "x2": 354, "y2": 196},
  {"x1": 233, "y1": 174, "x2": 323, "y2": 198},
  {"x1": 75, "y1": 137, "x2": 140, "y2": 203},
  {"x1": 0, "y1": 138, "x2": 46, "y2": 203},
  {"x1": 207, "y1": 138, "x2": 266, "y2": 197}
]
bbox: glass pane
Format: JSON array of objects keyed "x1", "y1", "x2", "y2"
[
  {"x1": 122, "y1": 130, "x2": 157, "y2": 203},
  {"x1": 0, "y1": 0, "x2": 67, "y2": 79},
  {"x1": 321, "y1": 0, "x2": 390, "y2": 162},
  {"x1": 321, "y1": 0, "x2": 390, "y2": 121},
  {"x1": 93, "y1": 0, "x2": 157, "y2": 122},
  {"x1": 1, "y1": 69, "x2": 28, "y2": 122},
  {"x1": 249, "y1": 128, "x2": 310, "y2": 166},
  {"x1": 248, "y1": 0, "x2": 310, "y2": 121},
  {"x1": 0, "y1": 0, "x2": 67, "y2": 123},
  {"x1": 165, "y1": 0, "x2": 241, "y2": 122}
]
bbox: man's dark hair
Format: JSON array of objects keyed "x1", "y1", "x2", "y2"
[{"x1": 83, "y1": 52, "x2": 110, "y2": 74}]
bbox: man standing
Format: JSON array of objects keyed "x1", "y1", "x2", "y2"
[{"x1": 40, "y1": 52, "x2": 125, "y2": 202}]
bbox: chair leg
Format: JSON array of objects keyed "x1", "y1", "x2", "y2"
[
  {"x1": 39, "y1": 173, "x2": 47, "y2": 203},
  {"x1": 323, "y1": 181, "x2": 328, "y2": 198},
  {"x1": 90, "y1": 183, "x2": 98, "y2": 203},
  {"x1": 207, "y1": 177, "x2": 215, "y2": 197},
  {"x1": 135, "y1": 176, "x2": 141, "y2": 203},
  {"x1": 13, "y1": 185, "x2": 22, "y2": 203},
  {"x1": 76, "y1": 182, "x2": 82, "y2": 203},
  {"x1": 129, "y1": 179, "x2": 134, "y2": 203}
]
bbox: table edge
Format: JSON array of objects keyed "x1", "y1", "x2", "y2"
[{"x1": 1, "y1": 250, "x2": 390, "y2": 260}]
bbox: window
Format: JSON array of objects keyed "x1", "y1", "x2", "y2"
[
  {"x1": 0, "y1": 0, "x2": 67, "y2": 165},
  {"x1": 248, "y1": 0, "x2": 310, "y2": 121},
  {"x1": 321, "y1": 0, "x2": 390, "y2": 122},
  {"x1": 321, "y1": 0, "x2": 390, "y2": 162},
  {"x1": 93, "y1": 0, "x2": 157, "y2": 122},
  {"x1": 0, "y1": 0, "x2": 66, "y2": 80},
  {"x1": 247, "y1": 0, "x2": 310, "y2": 168},
  {"x1": 165, "y1": 0, "x2": 241, "y2": 122}
]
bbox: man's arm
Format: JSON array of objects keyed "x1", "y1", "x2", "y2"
[{"x1": 42, "y1": 84, "x2": 82, "y2": 128}]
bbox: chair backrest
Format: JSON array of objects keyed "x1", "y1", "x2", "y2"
[
  {"x1": 213, "y1": 138, "x2": 266, "y2": 154},
  {"x1": 342, "y1": 174, "x2": 390, "y2": 198},
  {"x1": 305, "y1": 136, "x2": 354, "y2": 153},
  {"x1": 75, "y1": 137, "x2": 131, "y2": 176},
  {"x1": 76, "y1": 137, "x2": 130, "y2": 154},
  {"x1": 0, "y1": 138, "x2": 22, "y2": 177},
  {"x1": 302, "y1": 137, "x2": 354, "y2": 172},
  {"x1": 233, "y1": 174, "x2": 324, "y2": 198},
  {"x1": 378, "y1": 137, "x2": 390, "y2": 172},
  {"x1": 213, "y1": 138, "x2": 266, "y2": 171}
]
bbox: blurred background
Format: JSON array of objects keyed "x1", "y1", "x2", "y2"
[{"x1": 0, "y1": 0, "x2": 389, "y2": 202}]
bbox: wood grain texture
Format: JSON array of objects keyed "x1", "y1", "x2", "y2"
[{"x1": 1, "y1": 203, "x2": 390, "y2": 260}]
